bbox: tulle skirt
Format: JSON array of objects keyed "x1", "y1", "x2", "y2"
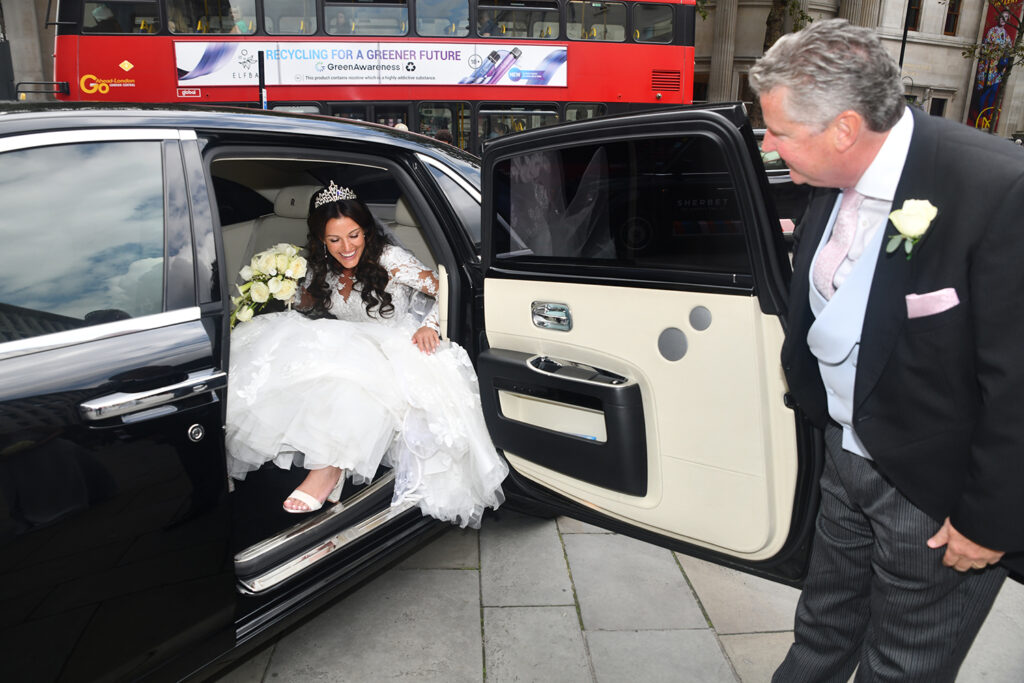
[{"x1": 225, "y1": 311, "x2": 508, "y2": 528}]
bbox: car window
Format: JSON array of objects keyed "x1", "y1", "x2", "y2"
[
  {"x1": 213, "y1": 176, "x2": 274, "y2": 225},
  {"x1": 428, "y1": 165, "x2": 480, "y2": 246},
  {"x1": 0, "y1": 141, "x2": 165, "y2": 343},
  {"x1": 492, "y1": 135, "x2": 751, "y2": 274}
]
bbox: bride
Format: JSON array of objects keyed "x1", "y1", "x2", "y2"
[{"x1": 225, "y1": 181, "x2": 508, "y2": 528}]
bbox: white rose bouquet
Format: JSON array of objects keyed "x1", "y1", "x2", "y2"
[{"x1": 231, "y1": 243, "x2": 307, "y2": 328}]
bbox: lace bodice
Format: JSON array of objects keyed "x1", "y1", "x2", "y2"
[{"x1": 308, "y1": 244, "x2": 440, "y2": 332}]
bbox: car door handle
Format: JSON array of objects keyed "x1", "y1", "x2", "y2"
[
  {"x1": 531, "y1": 302, "x2": 572, "y2": 331},
  {"x1": 79, "y1": 368, "x2": 227, "y2": 422}
]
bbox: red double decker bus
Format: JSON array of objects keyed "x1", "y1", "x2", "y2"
[{"x1": 52, "y1": 0, "x2": 693, "y2": 152}]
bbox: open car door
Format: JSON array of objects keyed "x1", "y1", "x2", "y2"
[{"x1": 478, "y1": 104, "x2": 821, "y2": 583}]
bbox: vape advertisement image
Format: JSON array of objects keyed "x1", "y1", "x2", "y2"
[{"x1": 176, "y1": 42, "x2": 568, "y2": 87}]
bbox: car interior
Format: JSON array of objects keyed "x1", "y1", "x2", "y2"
[{"x1": 209, "y1": 153, "x2": 451, "y2": 595}]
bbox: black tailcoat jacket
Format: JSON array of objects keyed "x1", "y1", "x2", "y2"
[{"x1": 782, "y1": 107, "x2": 1024, "y2": 573}]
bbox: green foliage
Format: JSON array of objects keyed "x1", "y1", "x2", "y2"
[{"x1": 788, "y1": 0, "x2": 812, "y2": 31}]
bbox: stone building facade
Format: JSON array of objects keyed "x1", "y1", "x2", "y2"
[
  {"x1": 696, "y1": 0, "x2": 1023, "y2": 136},
  {"x1": 6, "y1": 0, "x2": 1023, "y2": 135}
]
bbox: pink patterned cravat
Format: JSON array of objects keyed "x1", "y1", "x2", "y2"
[{"x1": 813, "y1": 189, "x2": 865, "y2": 300}]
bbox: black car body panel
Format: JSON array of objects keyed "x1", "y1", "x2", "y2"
[{"x1": 0, "y1": 102, "x2": 817, "y2": 681}]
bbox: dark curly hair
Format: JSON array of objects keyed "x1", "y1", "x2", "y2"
[{"x1": 304, "y1": 191, "x2": 394, "y2": 320}]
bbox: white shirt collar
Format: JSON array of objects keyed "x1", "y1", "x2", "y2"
[{"x1": 853, "y1": 107, "x2": 914, "y2": 202}]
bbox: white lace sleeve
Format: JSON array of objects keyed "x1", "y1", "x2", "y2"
[
  {"x1": 292, "y1": 270, "x2": 315, "y2": 310},
  {"x1": 382, "y1": 245, "x2": 440, "y2": 333}
]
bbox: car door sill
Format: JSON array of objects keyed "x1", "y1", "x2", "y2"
[{"x1": 234, "y1": 471, "x2": 418, "y2": 594}]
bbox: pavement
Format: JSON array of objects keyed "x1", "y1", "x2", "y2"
[{"x1": 215, "y1": 509, "x2": 1024, "y2": 682}]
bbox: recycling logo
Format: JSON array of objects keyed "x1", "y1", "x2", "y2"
[{"x1": 405, "y1": 62, "x2": 416, "y2": 72}]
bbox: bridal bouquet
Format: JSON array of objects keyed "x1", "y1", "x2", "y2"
[{"x1": 231, "y1": 243, "x2": 307, "y2": 328}]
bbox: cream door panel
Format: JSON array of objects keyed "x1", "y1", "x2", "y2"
[
  {"x1": 485, "y1": 278, "x2": 796, "y2": 559},
  {"x1": 438, "y1": 264, "x2": 449, "y2": 335}
]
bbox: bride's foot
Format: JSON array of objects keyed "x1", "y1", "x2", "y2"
[{"x1": 283, "y1": 466, "x2": 345, "y2": 513}]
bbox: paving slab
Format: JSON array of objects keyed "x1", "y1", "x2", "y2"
[
  {"x1": 266, "y1": 568, "x2": 481, "y2": 683},
  {"x1": 676, "y1": 554, "x2": 801, "y2": 635},
  {"x1": 398, "y1": 527, "x2": 479, "y2": 569},
  {"x1": 586, "y1": 629, "x2": 736, "y2": 683},
  {"x1": 557, "y1": 516, "x2": 613, "y2": 534},
  {"x1": 481, "y1": 510, "x2": 574, "y2": 607},
  {"x1": 564, "y1": 533, "x2": 706, "y2": 631},
  {"x1": 483, "y1": 606, "x2": 592, "y2": 683},
  {"x1": 959, "y1": 578, "x2": 1024, "y2": 683},
  {"x1": 719, "y1": 632, "x2": 793, "y2": 683}
]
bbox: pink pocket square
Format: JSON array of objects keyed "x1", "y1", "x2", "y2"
[{"x1": 906, "y1": 288, "x2": 959, "y2": 319}]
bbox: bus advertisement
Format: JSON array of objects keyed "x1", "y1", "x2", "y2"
[{"x1": 53, "y1": 0, "x2": 694, "y2": 152}]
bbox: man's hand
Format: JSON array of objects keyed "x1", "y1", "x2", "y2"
[
  {"x1": 927, "y1": 517, "x2": 1004, "y2": 572},
  {"x1": 412, "y1": 326, "x2": 440, "y2": 354}
]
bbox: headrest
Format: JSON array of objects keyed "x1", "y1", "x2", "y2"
[
  {"x1": 274, "y1": 186, "x2": 319, "y2": 219},
  {"x1": 394, "y1": 196, "x2": 417, "y2": 226}
]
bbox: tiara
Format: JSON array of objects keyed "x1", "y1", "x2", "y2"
[{"x1": 314, "y1": 181, "x2": 357, "y2": 208}]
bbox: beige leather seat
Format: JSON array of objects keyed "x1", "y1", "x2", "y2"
[
  {"x1": 225, "y1": 186, "x2": 317, "y2": 286},
  {"x1": 391, "y1": 196, "x2": 436, "y2": 269}
]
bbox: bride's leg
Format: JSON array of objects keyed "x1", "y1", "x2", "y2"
[{"x1": 283, "y1": 465, "x2": 345, "y2": 513}]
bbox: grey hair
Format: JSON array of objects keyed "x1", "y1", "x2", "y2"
[{"x1": 748, "y1": 19, "x2": 904, "y2": 132}]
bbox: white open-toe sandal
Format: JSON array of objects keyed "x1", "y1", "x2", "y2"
[{"x1": 283, "y1": 476, "x2": 345, "y2": 514}]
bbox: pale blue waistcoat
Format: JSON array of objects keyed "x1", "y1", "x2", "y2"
[{"x1": 806, "y1": 204, "x2": 887, "y2": 459}]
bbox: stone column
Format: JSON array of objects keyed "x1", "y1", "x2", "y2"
[
  {"x1": 4, "y1": 0, "x2": 47, "y2": 100},
  {"x1": 859, "y1": 0, "x2": 881, "y2": 28},
  {"x1": 839, "y1": 0, "x2": 865, "y2": 25},
  {"x1": 708, "y1": 0, "x2": 738, "y2": 102}
]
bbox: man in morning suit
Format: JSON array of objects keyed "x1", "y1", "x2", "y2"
[{"x1": 749, "y1": 19, "x2": 1024, "y2": 681}]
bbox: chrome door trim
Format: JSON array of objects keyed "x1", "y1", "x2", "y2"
[
  {"x1": 234, "y1": 472, "x2": 397, "y2": 565},
  {"x1": 417, "y1": 154, "x2": 482, "y2": 203},
  {"x1": 238, "y1": 498, "x2": 419, "y2": 594},
  {"x1": 0, "y1": 307, "x2": 201, "y2": 363},
  {"x1": 79, "y1": 367, "x2": 226, "y2": 422},
  {"x1": 0, "y1": 128, "x2": 195, "y2": 153}
]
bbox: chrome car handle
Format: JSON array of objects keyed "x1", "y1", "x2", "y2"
[
  {"x1": 531, "y1": 301, "x2": 572, "y2": 332},
  {"x1": 79, "y1": 368, "x2": 227, "y2": 422}
]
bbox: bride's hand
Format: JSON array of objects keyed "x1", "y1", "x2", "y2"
[{"x1": 412, "y1": 326, "x2": 440, "y2": 354}]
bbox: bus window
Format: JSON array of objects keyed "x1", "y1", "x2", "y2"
[
  {"x1": 417, "y1": 102, "x2": 471, "y2": 150},
  {"x1": 478, "y1": 104, "x2": 558, "y2": 151},
  {"x1": 84, "y1": 1, "x2": 161, "y2": 33},
  {"x1": 477, "y1": 1, "x2": 558, "y2": 39},
  {"x1": 565, "y1": 103, "x2": 607, "y2": 121},
  {"x1": 168, "y1": 0, "x2": 255, "y2": 33},
  {"x1": 376, "y1": 104, "x2": 410, "y2": 127},
  {"x1": 266, "y1": 0, "x2": 317, "y2": 34},
  {"x1": 327, "y1": 1, "x2": 409, "y2": 36},
  {"x1": 634, "y1": 4, "x2": 673, "y2": 43},
  {"x1": 324, "y1": 1, "x2": 354, "y2": 34},
  {"x1": 416, "y1": 0, "x2": 469, "y2": 37},
  {"x1": 566, "y1": 1, "x2": 626, "y2": 42},
  {"x1": 330, "y1": 104, "x2": 370, "y2": 121}
]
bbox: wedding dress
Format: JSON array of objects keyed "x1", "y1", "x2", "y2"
[{"x1": 226, "y1": 245, "x2": 508, "y2": 528}]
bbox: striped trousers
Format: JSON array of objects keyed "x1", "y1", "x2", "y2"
[{"x1": 773, "y1": 424, "x2": 1007, "y2": 682}]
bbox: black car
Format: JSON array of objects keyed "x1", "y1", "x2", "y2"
[{"x1": 0, "y1": 103, "x2": 820, "y2": 682}]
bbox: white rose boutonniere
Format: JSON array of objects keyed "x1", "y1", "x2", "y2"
[
  {"x1": 886, "y1": 199, "x2": 937, "y2": 259},
  {"x1": 231, "y1": 243, "x2": 307, "y2": 328}
]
